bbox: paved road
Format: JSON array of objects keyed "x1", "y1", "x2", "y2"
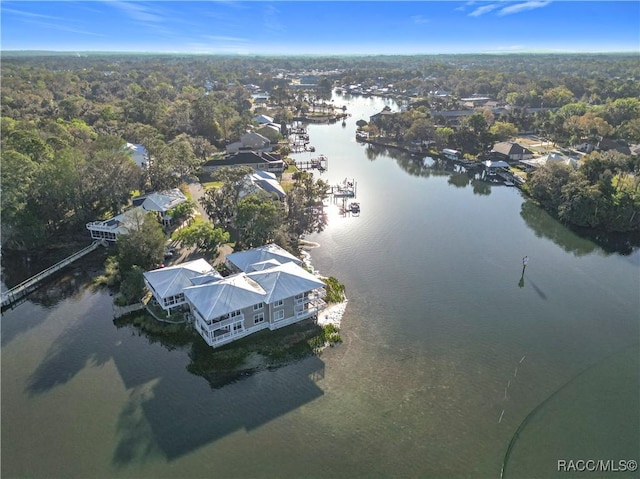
[{"x1": 187, "y1": 180, "x2": 210, "y2": 221}]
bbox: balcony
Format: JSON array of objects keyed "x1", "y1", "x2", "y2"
[{"x1": 200, "y1": 313, "x2": 245, "y2": 331}]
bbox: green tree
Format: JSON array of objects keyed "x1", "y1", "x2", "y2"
[
  {"x1": 236, "y1": 193, "x2": 283, "y2": 248},
  {"x1": 172, "y1": 220, "x2": 230, "y2": 257},
  {"x1": 116, "y1": 211, "x2": 166, "y2": 273},
  {"x1": 489, "y1": 121, "x2": 518, "y2": 141},
  {"x1": 199, "y1": 166, "x2": 254, "y2": 226}
]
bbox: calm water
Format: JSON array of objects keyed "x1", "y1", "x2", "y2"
[{"x1": 2, "y1": 93, "x2": 639, "y2": 478}]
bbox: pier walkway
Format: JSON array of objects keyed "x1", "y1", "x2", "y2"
[{"x1": 1, "y1": 240, "x2": 106, "y2": 308}]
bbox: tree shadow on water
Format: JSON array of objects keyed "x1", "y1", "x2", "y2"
[
  {"x1": 111, "y1": 355, "x2": 325, "y2": 466},
  {"x1": 25, "y1": 293, "x2": 115, "y2": 395}
]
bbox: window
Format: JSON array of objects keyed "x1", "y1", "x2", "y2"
[
  {"x1": 254, "y1": 313, "x2": 265, "y2": 324},
  {"x1": 274, "y1": 299, "x2": 284, "y2": 307},
  {"x1": 253, "y1": 302, "x2": 264, "y2": 311},
  {"x1": 230, "y1": 310, "x2": 241, "y2": 318},
  {"x1": 233, "y1": 323, "x2": 243, "y2": 331},
  {"x1": 274, "y1": 310, "x2": 284, "y2": 321}
]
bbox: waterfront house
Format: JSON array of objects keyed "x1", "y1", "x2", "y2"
[
  {"x1": 86, "y1": 188, "x2": 188, "y2": 241},
  {"x1": 240, "y1": 170, "x2": 287, "y2": 200},
  {"x1": 225, "y1": 132, "x2": 272, "y2": 154},
  {"x1": 202, "y1": 151, "x2": 284, "y2": 174},
  {"x1": 86, "y1": 206, "x2": 146, "y2": 242},
  {"x1": 491, "y1": 142, "x2": 533, "y2": 163},
  {"x1": 519, "y1": 153, "x2": 577, "y2": 171},
  {"x1": 143, "y1": 259, "x2": 222, "y2": 314},
  {"x1": 184, "y1": 261, "x2": 325, "y2": 348},
  {"x1": 225, "y1": 243, "x2": 302, "y2": 274},
  {"x1": 132, "y1": 188, "x2": 189, "y2": 226}
]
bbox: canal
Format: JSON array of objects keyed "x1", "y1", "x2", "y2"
[{"x1": 2, "y1": 92, "x2": 638, "y2": 478}]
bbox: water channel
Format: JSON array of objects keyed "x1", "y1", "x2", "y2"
[{"x1": 2, "y1": 93, "x2": 638, "y2": 478}]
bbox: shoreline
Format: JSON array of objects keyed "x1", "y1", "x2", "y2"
[{"x1": 300, "y1": 247, "x2": 348, "y2": 328}]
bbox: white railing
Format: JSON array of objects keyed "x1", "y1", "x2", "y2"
[
  {"x1": 86, "y1": 222, "x2": 119, "y2": 233},
  {"x1": 201, "y1": 314, "x2": 245, "y2": 331}
]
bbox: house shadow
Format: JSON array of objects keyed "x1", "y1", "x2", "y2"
[
  {"x1": 24, "y1": 289, "x2": 325, "y2": 465},
  {"x1": 111, "y1": 354, "x2": 325, "y2": 465}
]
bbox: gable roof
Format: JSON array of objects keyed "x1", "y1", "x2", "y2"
[
  {"x1": 184, "y1": 273, "x2": 267, "y2": 321},
  {"x1": 225, "y1": 244, "x2": 302, "y2": 273},
  {"x1": 491, "y1": 142, "x2": 532, "y2": 157},
  {"x1": 143, "y1": 259, "x2": 219, "y2": 299},
  {"x1": 247, "y1": 262, "x2": 325, "y2": 304}
]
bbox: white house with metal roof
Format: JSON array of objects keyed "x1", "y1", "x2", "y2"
[
  {"x1": 143, "y1": 259, "x2": 221, "y2": 314},
  {"x1": 86, "y1": 206, "x2": 147, "y2": 242},
  {"x1": 240, "y1": 170, "x2": 286, "y2": 200},
  {"x1": 125, "y1": 143, "x2": 150, "y2": 169},
  {"x1": 184, "y1": 261, "x2": 325, "y2": 348},
  {"x1": 86, "y1": 189, "x2": 189, "y2": 242},
  {"x1": 225, "y1": 243, "x2": 302, "y2": 274},
  {"x1": 133, "y1": 188, "x2": 189, "y2": 226}
]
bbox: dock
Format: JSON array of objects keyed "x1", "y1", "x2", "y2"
[
  {"x1": 1, "y1": 240, "x2": 106, "y2": 308},
  {"x1": 330, "y1": 178, "x2": 357, "y2": 198},
  {"x1": 294, "y1": 154, "x2": 328, "y2": 172}
]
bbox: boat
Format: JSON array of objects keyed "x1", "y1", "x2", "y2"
[{"x1": 349, "y1": 202, "x2": 360, "y2": 213}]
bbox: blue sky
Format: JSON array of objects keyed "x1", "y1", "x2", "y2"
[{"x1": 2, "y1": 1, "x2": 639, "y2": 54}]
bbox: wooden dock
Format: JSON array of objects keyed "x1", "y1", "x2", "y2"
[
  {"x1": 330, "y1": 179, "x2": 357, "y2": 198},
  {"x1": 294, "y1": 155, "x2": 328, "y2": 172},
  {"x1": 1, "y1": 240, "x2": 106, "y2": 308}
]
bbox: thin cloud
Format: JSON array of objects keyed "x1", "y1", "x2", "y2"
[
  {"x1": 21, "y1": 19, "x2": 106, "y2": 37},
  {"x1": 108, "y1": 1, "x2": 165, "y2": 24},
  {"x1": 469, "y1": 3, "x2": 501, "y2": 17},
  {"x1": 263, "y1": 4, "x2": 284, "y2": 34},
  {"x1": 411, "y1": 15, "x2": 430, "y2": 25},
  {"x1": 202, "y1": 35, "x2": 250, "y2": 44},
  {"x1": 2, "y1": 7, "x2": 64, "y2": 21},
  {"x1": 498, "y1": 1, "x2": 552, "y2": 16}
]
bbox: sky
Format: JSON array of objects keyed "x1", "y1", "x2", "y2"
[{"x1": 1, "y1": 1, "x2": 639, "y2": 55}]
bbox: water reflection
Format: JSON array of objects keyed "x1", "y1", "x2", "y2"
[
  {"x1": 25, "y1": 297, "x2": 325, "y2": 463},
  {"x1": 520, "y1": 201, "x2": 640, "y2": 256}
]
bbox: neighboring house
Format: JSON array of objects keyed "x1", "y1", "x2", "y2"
[
  {"x1": 132, "y1": 188, "x2": 189, "y2": 226},
  {"x1": 86, "y1": 188, "x2": 188, "y2": 241},
  {"x1": 125, "y1": 143, "x2": 150, "y2": 169},
  {"x1": 225, "y1": 243, "x2": 302, "y2": 274},
  {"x1": 253, "y1": 114, "x2": 274, "y2": 125},
  {"x1": 596, "y1": 138, "x2": 632, "y2": 156},
  {"x1": 490, "y1": 142, "x2": 534, "y2": 162},
  {"x1": 143, "y1": 259, "x2": 221, "y2": 315},
  {"x1": 575, "y1": 137, "x2": 631, "y2": 156},
  {"x1": 86, "y1": 206, "x2": 146, "y2": 242},
  {"x1": 240, "y1": 170, "x2": 287, "y2": 200},
  {"x1": 202, "y1": 151, "x2": 284, "y2": 174},
  {"x1": 519, "y1": 153, "x2": 577, "y2": 171},
  {"x1": 369, "y1": 106, "x2": 396, "y2": 124},
  {"x1": 226, "y1": 132, "x2": 272, "y2": 154},
  {"x1": 184, "y1": 260, "x2": 326, "y2": 348}
]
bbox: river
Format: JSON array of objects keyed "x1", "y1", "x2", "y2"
[{"x1": 2, "y1": 93, "x2": 638, "y2": 478}]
